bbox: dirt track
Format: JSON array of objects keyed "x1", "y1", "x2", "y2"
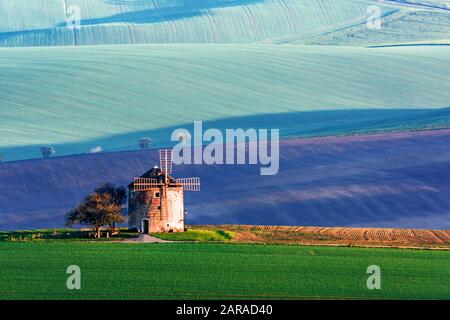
[{"x1": 123, "y1": 234, "x2": 171, "y2": 243}]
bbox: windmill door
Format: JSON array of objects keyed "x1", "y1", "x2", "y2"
[{"x1": 142, "y1": 219, "x2": 149, "y2": 234}]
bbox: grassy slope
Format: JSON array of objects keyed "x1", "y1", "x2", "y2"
[
  {"x1": 1, "y1": 0, "x2": 449, "y2": 47},
  {"x1": 0, "y1": 242, "x2": 448, "y2": 299},
  {"x1": 0, "y1": 0, "x2": 376, "y2": 46},
  {"x1": 1, "y1": 130, "x2": 450, "y2": 231},
  {"x1": 153, "y1": 229, "x2": 235, "y2": 242},
  {"x1": 296, "y1": 10, "x2": 450, "y2": 46},
  {"x1": 1, "y1": 44, "x2": 450, "y2": 161},
  {"x1": 290, "y1": 1, "x2": 450, "y2": 46}
]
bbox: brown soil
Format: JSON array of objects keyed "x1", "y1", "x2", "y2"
[{"x1": 194, "y1": 225, "x2": 450, "y2": 249}]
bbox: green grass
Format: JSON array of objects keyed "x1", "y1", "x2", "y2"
[
  {"x1": 0, "y1": 228, "x2": 137, "y2": 242},
  {"x1": 0, "y1": 242, "x2": 448, "y2": 300},
  {"x1": 152, "y1": 229, "x2": 235, "y2": 242}
]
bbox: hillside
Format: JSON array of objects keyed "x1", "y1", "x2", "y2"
[
  {"x1": 1, "y1": 0, "x2": 450, "y2": 233},
  {"x1": 290, "y1": 0, "x2": 450, "y2": 46},
  {"x1": 0, "y1": 0, "x2": 449, "y2": 47},
  {"x1": 1, "y1": 129, "x2": 449, "y2": 231},
  {"x1": 1, "y1": 44, "x2": 450, "y2": 162},
  {"x1": 0, "y1": 0, "x2": 374, "y2": 46}
]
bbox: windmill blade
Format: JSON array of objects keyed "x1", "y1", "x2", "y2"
[
  {"x1": 176, "y1": 177, "x2": 201, "y2": 191},
  {"x1": 133, "y1": 178, "x2": 161, "y2": 191},
  {"x1": 159, "y1": 149, "x2": 173, "y2": 174}
]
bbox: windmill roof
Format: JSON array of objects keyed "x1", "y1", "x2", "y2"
[
  {"x1": 141, "y1": 167, "x2": 162, "y2": 178},
  {"x1": 128, "y1": 167, "x2": 176, "y2": 188}
]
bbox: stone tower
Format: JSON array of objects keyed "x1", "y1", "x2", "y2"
[{"x1": 128, "y1": 149, "x2": 200, "y2": 234}]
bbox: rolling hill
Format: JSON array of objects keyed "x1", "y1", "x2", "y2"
[
  {"x1": 1, "y1": 129, "x2": 450, "y2": 230},
  {"x1": 0, "y1": 44, "x2": 449, "y2": 162},
  {"x1": 1, "y1": 0, "x2": 450, "y2": 232},
  {"x1": 0, "y1": 0, "x2": 449, "y2": 47}
]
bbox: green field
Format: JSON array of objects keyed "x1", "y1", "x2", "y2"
[
  {"x1": 1, "y1": 0, "x2": 449, "y2": 47},
  {"x1": 1, "y1": 44, "x2": 450, "y2": 161},
  {"x1": 0, "y1": 0, "x2": 387, "y2": 46},
  {"x1": 0, "y1": 242, "x2": 449, "y2": 299}
]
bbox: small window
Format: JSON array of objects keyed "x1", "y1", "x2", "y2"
[{"x1": 154, "y1": 192, "x2": 160, "y2": 198}]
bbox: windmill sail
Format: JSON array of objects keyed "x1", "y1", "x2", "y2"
[
  {"x1": 159, "y1": 149, "x2": 173, "y2": 174},
  {"x1": 133, "y1": 178, "x2": 161, "y2": 191},
  {"x1": 176, "y1": 177, "x2": 201, "y2": 191}
]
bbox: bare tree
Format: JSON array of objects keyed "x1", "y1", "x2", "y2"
[
  {"x1": 40, "y1": 146, "x2": 55, "y2": 158},
  {"x1": 138, "y1": 137, "x2": 152, "y2": 150}
]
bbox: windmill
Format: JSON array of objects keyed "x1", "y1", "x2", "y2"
[{"x1": 128, "y1": 149, "x2": 200, "y2": 233}]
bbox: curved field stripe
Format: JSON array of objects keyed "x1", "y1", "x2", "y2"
[{"x1": 0, "y1": 44, "x2": 450, "y2": 161}]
